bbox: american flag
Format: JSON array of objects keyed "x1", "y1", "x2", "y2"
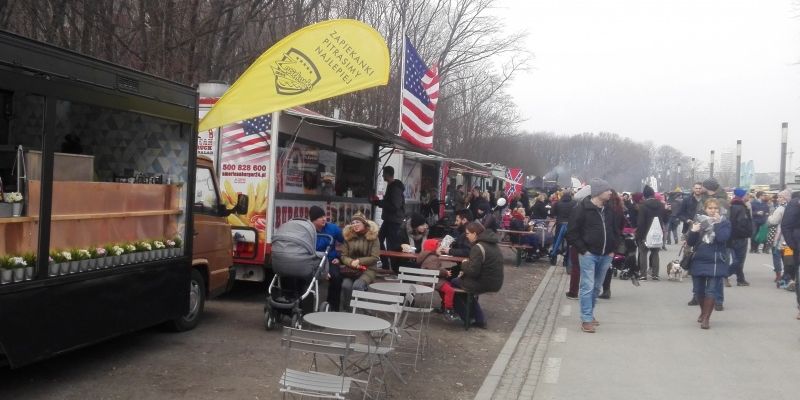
[
  {"x1": 221, "y1": 114, "x2": 271, "y2": 164},
  {"x1": 400, "y1": 36, "x2": 439, "y2": 149}
]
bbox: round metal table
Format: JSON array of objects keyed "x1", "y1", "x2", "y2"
[
  {"x1": 303, "y1": 312, "x2": 390, "y2": 332},
  {"x1": 369, "y1": 281, "x2": 434, "y2": 295}
]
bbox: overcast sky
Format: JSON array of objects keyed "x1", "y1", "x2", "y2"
[{"x1": 493, "y1": 0, "x2": 800, "y2": 173}]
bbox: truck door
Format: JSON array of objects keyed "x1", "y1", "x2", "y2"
[{"x1": 193, "y1": 165, "x2": 233, "y2": 295}]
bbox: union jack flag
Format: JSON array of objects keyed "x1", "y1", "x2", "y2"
[
  {"x1": 505, "y1": 168, "x2": 524, "y2": 198},
  {"x1": 221, "y1": 114, "x2": 270, "y2": 164},
  {"x1": 400, "y1": 36, "x2": 439, "y2": 149}
]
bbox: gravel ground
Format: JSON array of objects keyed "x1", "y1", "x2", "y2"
[{"x1": 0, "y1": 256, "x2": 548, "y2": 400}]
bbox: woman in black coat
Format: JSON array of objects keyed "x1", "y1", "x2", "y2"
[{"x1": 450, "y1": 221, "x2": 504, "y2": 328}]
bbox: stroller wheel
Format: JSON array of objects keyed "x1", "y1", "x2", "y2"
[
  {"x1": 320, "y1": 301, "x2": 330, "y2": 312},
  {"x1": 264, "y1": 305, "x2": 276, "y2": 331}
]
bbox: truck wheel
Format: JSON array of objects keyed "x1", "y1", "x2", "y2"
[{"x1": 169, "y1": 269, "x2": 206, "y2": 332}]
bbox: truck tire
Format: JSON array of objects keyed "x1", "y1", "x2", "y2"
[{"x1": 169, "y1": 269, "x2": 206, "y2": 332}]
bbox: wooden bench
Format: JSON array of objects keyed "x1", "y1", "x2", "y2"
[{"x1": 450, "y1": 287, "x2": 498, "y2": 330}]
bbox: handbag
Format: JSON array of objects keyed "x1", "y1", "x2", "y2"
[
  {"x1": 678, "y1": 243, "x2": 694, "y2": 271},
  {"x1": 754, "y1": 223, "x2": 770, "y2": 244}
]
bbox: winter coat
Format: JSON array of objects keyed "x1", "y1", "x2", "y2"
[
  {"x1": 677, "y1": 195, "x2": 702, "y2": 223},
  {"x1": 479, "y1": 211, "x2": 499, "y2": 232},
  {"x1": 687, "y1": 218, "x2": 731, "y2": 277},
  {"x1": 728, "y1": 198, "x2": 753, "y2": 239},
  {"x1": 781, "y1": 198, "x2": 800, "y2": 251},
  {"x1": 399, "y1": 220, "x2": 429, "y2": 253},
  {"x1": 377, "y1": 180, "x2": 406, "y2": 223},
  {"x1": 530, "y1": 200, "x2": 549, "y2": 220},
  {"x1": 566, "y1": 197, "x2": 622, "y2": 256},
  {"x1": 750, "y1": 199, "x2": 769, "y2": 226},
  {"x1": 340, "y1": 220, "x2": 381, "y2": 284},
  {"x1": 768, "y1": 204, "x2": 786, "y2": 245},
  {"x1": 454, "y1": 190, "x2": 467, "y2": 211},
  {"x1": 316, "y1": 222, "x2": 344, "y2": 260},
  {"x1": 460, "y1": 230, "x2": 504, "y2": 294},
  {"x1": 636, "y1": 198, "x2": 666, "y2": 242},
  {"x1": 447, "y1": 225, "x2": 472, "y2": 258},
  {"x1": 552, "y1": 198, "x2": 576, "y2": 225}
]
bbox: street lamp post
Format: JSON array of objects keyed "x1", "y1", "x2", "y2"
[
  {"x1": 710, "y1": 150, "x2": 715, "y2": 178},
  {"x1": 736, "y1": 140, "x2": 742, "y2": 188},
  {"x1": 691, "y1": 157, "x2": 695, "y2": 183},
  {"x1": 781, "y1": 122, "x2": 788, "y2": 189}
]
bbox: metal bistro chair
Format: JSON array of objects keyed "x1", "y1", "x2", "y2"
[
  {"x1": 279, "y1": 327, "x2": 360, "y2": 399},
  {"x1": 397, "y1": 267, "x2": 439, "y2": 369},
  {"x1": 349, "y1": 290, "x2": 407, "y2": 397}
]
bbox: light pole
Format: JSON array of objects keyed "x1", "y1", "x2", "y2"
[
  {"x1": 691, "y1": 157, "x2": 695, "y2": 183},
  {"x1": 736, "y1": 140, "x2": 741, "y2": 188},
  {"x1": 781, "y1": 122, "x2": 788, "y2": 189},
  {"x1": 710, "y1": 150, "x2": 715, "y2": 178}
]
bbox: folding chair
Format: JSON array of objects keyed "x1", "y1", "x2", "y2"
[
  {"x1": 349, "y1": 290, "x2": 406, "y2": 396},
  {"x1": 397, "y1": 267, "x2": 439, "y2": 369},
  {"x1": 279, "y1": 327, "x2": 360, "y2": 399}
]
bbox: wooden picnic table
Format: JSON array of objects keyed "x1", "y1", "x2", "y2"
[
  {"x1": 496, "y1": 229, "x2": 545, "y2": 267},
  {"x1": 379, "y1": 250, "x2": 467, "y2": 264}
]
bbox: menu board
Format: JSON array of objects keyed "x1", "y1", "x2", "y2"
[{"x1": 278, "y1": 142, "x2": 336, "y2": 195}]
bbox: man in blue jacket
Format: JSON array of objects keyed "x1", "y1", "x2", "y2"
[
  {"x1": 566, "y1": 178, "x2": 621, "y2": 333},
  {"x1": 309, "y1": 206, "x2": 346, "y2": 311}
]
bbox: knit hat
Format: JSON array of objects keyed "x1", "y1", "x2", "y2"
[
  {"x1": 733, "y1": 187, "x2": 747, "y2": 198},
  {"x1": 309, "y1": 206, "x2": 325, "y2": 222},
  {"x1": 351, "y1": 211, "x2": 368, "y2": 225},
  {"x1": 702, "y1": 178, "x2": 720, "y2": 192},
  {"x1": 642, "y1": 185, "x2": 655, "y2": 199},
  {"x1": 589, "y1": 178, "x2": 611, "y2": 197},
  {"x1": 409, "y1": 213, "x2": 427, "y2": 229}
]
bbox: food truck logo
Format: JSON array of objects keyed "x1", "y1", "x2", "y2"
[{"x1": 271, "y1": 48, "x2": 321, "y2": 95}]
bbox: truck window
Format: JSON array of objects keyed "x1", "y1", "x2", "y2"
[
  {"x1": 46, "y1": 98, "x2": 190, "y2": 264},
  {"x1": 194, "y1": 167, "x2": 220, "y2": 214}
]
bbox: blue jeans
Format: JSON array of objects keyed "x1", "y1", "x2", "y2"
[
  {"x1": 578, "y1": 252, "x2": 612, "y2": 322},
  {"x1": 772, "y1": 247, "x2": 783, "y2": 274},
  {"x1": 728, "y1": 238, "x2": 748, "y2": 282},
  {"x1": 693, "y1": 276, "x2": 722, "y2": 301}
]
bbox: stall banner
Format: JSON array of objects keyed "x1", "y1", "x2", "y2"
[
  {"x1": 274, "y1": 199, "x2": 372, "y2": 230},
  {"x1": 219, "y1": 115, "x2": 271, "y2": 263},
  {"x1": 197, "y1": 103, "x2": 218, "y2": 159},
  {"x1": 199, "y1": 19, "x2": 390, "y2": 132},
  {"x1": 403, "y1": 158, "x2": 421, "y2": 201},
  {"x1": 504, "y1": 167, "x2": 524, "y2": 198}
]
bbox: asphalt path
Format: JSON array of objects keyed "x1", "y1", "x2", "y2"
[{"x1": 534, "y1": 245, "x2": 799, "y2": 400}]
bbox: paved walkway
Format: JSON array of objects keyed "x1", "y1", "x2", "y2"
[{"x1": 476, "y1": 247, "x2": 800, "y2": 400}]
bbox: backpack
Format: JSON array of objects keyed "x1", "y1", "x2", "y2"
[{"x1": 644, "y1": 216, "x2": 663, "y2": 249}]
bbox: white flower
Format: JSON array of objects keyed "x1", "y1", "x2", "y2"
[
  {"x1": 112, "y1": 246, "x2": 124, "y2": 256},
  {"x1": 153, "y1": 241, "x2": 165, "y2": 249},
  {"x1": 9, "y1": 257, "x2": 26, "y2": 267},
  {"x1": 125, "y1": 244, "x2": 136, "y2": 252},
  {"x1": 78, "y1": 249, "x2": 91, "y2": 259},
  {"x1": 60, "y1": 251, "x2": 72, "y2": 261},
  {"x1": 4, "y1": 192, "x2": 22, "y2": 203},
  {"x1": 139, "y1": 242, "x2": 152, "y2": 251}
]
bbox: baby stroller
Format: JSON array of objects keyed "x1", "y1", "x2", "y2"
[
  {"x1": 613, "y1": 229, "x2": 640, "y2": 286},
  {"x1": 264, "y1": 219, "x2": 333, "y2": 330}
]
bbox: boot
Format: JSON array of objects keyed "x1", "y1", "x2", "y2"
[{"x1": 701, "y1": 297, "x2": 715, "y2": 329}]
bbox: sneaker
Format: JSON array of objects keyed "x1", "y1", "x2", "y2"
[
  {"x1": 724, "y1": 278, "x2": 732, "y2": 287},
  {"x1": 787, "y1": 281, "x2": 796, "y2": 291},
  {"x1": 688, "y1": 297, "x2": 698, "y2": 306},
  {"x1": 737, "y1": 280, "x2": 750, "y2": 287},
  {"x1": 599, "y1": 291, "x2": 610, "y2": 299},
  {"x1": 565, "y1": 292, "x2": 578, "y2": 300},
  {"x1": 715, "y1": 304, "x2": 724, "y2": 311},
  {"x1": 580, "y1": 322, "x2": 596, "y2": 333},
  {"x1": 443, "y1": 309, "x2": 460, "y2": 322},
  {"x1": 639, "y1": 276, "x2": 648, "y2": 281},
  {"x1": 650, "y1": 275, "x2": 660, "y2": 281}
]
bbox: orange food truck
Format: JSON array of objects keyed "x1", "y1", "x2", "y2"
[{"x1": 0, "y1": 32, "x2": 239, "y2": 367}]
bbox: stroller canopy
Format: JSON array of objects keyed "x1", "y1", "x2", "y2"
[{"x1": 273, "y1": 219, "x2": 317, "y2": 256}]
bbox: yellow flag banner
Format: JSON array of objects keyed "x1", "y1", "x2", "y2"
[{"x1": 199, "y1": 19, "x2": 390, "y2": 131}]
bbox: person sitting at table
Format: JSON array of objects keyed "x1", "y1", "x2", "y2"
[
  {"x1": 475, "y1": 200, "x2": 499, "y2": 232},
  {"x1": 309, "y1": 206, "x2": 346, "y2": 311},
  {"x1": 450, "y1": 221, "x2": 504, "y2": 328},
  {"x1": 509, "y1": 207, "x2": 527, "y2": 244},
  {"x1": 339, "y1": 211, "x2": 381, "y2": 311},
  {"x1": 436, "y1": 208, "x2": 473, "y2": 321},
  {"x1": 399, "y1": 212, "x2": 429, "y2": 254}
]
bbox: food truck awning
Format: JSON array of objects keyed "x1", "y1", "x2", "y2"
[{"x1": 284, "y1": 107, "x2": 446, "y2": 157}]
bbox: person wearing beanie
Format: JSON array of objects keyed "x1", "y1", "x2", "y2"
[
  {"x1": 399, "y1": 212, "x2": 430, "y2": 254},
  {"x1": 636, "y1": 185, "x2": 666, "y2": 281},
  {"x1": 340, "y1": 211, "x2": 381, "y2": 310},
  {"x1": 566, "y1": 178, "x2": 621, "y2": 333},
  {"x1": 702, "y1": 178, "x2": 720, "y2": 193},
  {"x1": 309, "y1": 206, "x2": 346, "y2": 311},
  {"x1": 700, "y1": 177, "x2": 730, "y2": 215},
  {"x1": 726, "y1": 186, "x2": 753, "y2": 292}
]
